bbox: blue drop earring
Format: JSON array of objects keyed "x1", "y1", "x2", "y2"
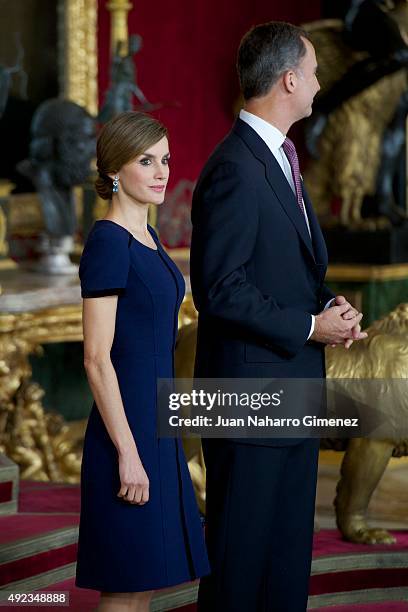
[{"x1": 112, "y1": 175, "x2": 119, "y2": 193}]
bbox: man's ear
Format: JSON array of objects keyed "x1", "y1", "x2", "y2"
[{"x1": 283, "y1": 70, "x2": 296, "y2": 93}]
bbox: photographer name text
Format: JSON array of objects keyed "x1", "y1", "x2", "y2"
[{"x1": 168, "y1": 415, "x2": 359, "y2": 428}]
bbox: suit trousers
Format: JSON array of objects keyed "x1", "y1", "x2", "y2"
[{"x1": 197, "y1": 437, "x2": 320, "y2": 612}]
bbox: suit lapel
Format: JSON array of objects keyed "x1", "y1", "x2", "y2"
[
  {"x1": 264, "y1": 156, "x2": 316, "y2": 262},
  {"x1": 234, "y1": 119, "x2": 316, "y2": 265}
]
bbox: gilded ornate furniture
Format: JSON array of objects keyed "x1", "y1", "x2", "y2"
[
  {"x1": 326, "y1": 263, "x2": 408, "y2": 326},
  {"x1": 0, "y1": 269, "x2": 83, "y2": 482},
  {"x1": 0, "y1": 252, "x2": 192, "y2": 484}
]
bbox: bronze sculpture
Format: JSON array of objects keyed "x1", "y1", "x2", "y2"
[
  {"x1": 98, "y1": 34, "x2": 155, "y2": 122},
  {"x1": 303, "y1": 3, "x2": 408, "y2": 246},
  {"x1": 173, "y1": 305, "x2": 408, "y2": 545},
  {"x1": 17, "y1": 98, "x2": 96, "y2": 273},
  {"x1": 0, "y1": 34, "x2": 27, "y2": 116},
  {"x1": 325, "y1": 303, "x2": 408, "y2": 544},
  {"x1": 307, "y1": 0, "x2": 408, "y2": 160}
]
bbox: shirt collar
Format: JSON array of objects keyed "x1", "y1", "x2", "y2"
[{"x1": 239, "y1": 109, "x2": 286, "y2": 154}]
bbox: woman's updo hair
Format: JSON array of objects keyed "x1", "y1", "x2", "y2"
[{"x1": 95, "y1": 111, "x2": 168, "y2": 200}]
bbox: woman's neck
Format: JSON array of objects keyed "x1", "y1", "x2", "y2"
[{"x1": 106, "y1": 198, "x2": 149, "y2": 233}]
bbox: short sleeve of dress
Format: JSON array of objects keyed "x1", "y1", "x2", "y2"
[{"x1": 79, "y1": 224, "x2": 130, "y2": 298}]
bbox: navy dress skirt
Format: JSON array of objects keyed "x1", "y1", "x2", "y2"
[{"x1": 75, "y1": 219, "x2": 209, "y2": 592}]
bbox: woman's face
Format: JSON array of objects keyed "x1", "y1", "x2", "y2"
[{"x1": 118, "y1": 136, "x2": 170, "y2": 206}]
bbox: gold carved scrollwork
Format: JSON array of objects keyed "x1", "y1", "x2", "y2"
[
  {"x1": 0, "y1": 306, "x2": 84, "y2": 483},
  {"x1": 0, "y1": 180, "x2": 17, "y2": 264},
  {"x1": 178, "y1": 294, "x2": 197, "y2": 328},
  {"x1": 60, "y1": 0, "x2": 98, "y2": 116},
  {"x1": 175, "y1": 299, "x2": 206, "y2": 513}
]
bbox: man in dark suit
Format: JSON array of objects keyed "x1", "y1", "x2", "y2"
[{"x1": 190, "y1": 22, "x2": 367, "y2": 612}]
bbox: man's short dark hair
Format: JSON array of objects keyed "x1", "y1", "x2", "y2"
[{"x1": 237, "y1": 21, "x2": 309, "y2": 101}]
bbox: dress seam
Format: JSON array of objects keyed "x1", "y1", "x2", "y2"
[
  {"x1": 155, "y1": 354, "x2": 170, "y2": 585},
  {"x1": 128, "y1": 260, "x2": 159, "y2": 353},
  {"x1": 156, "y1": 246, "x2": 197, "y2": 578}
]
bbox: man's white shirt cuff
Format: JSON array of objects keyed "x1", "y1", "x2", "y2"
[
  {"x1": 307, "y1": 298, "x2": 335, "y2": 340},
  {"x1": 307, "y1": 315, "x2": 315, "y2": 340}
]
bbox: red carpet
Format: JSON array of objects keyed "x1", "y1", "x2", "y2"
[
  {"x1": 2, "y1": 576, "x2": 197, "y2": 611},
  {"x1": 0, "y1": 481, "x2": 13, "y2": 503},
  {"x1": 312, "y1": 566, "x2": 408, "y2": 595},
  {"x1": 18, "y1": 480, "x2": 81, "y2": 514},
  {"x1": 315, "y1": 605, "x2": 408, "y2": 611},
  {"x1": 310, "y1": 529, "x2": 408, "y2": 600},
  {"x1": 313, "y1": 528, "x2": 408, "y2": 557},
  {"x1": 0, "y1": 544, "x2": 77, "y2": 588},
  {"x1": 41, "y1": 578, "x2": 197, "y2": 612},
  {"x1": 0, "y1": 514, "x2": 78, "y2": 544},
  {"x1": 0, "y1": 482, "x2": 80, "y2": 593}
]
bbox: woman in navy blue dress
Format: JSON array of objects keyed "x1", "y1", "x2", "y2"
[{"x1": 75, "y1": 111, "x2": 209, "y2": 611}]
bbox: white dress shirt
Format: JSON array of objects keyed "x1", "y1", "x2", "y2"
[{"x1": 239, "y1": 109, "x2": 333, "y2": 339}]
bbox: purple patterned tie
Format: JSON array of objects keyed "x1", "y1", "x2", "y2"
[{"x1": 282, "y1": 136, "x2": 306, "y2": 218}]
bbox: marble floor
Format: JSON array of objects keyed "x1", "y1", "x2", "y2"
[{"x1": 316, "y1": 451, "x2": 408, "y2": 531}]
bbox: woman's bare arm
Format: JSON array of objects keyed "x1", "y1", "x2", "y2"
[{"x1": 82, "y1": 296, "x2": 149, "y2": 504}]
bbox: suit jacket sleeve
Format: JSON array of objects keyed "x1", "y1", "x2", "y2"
[
  {"x1": 190, "y1": 162, "x2": 312, "y2": 358},
  {"x1": 321, "y1": 284, "x2": 335, "y2": 308}
]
